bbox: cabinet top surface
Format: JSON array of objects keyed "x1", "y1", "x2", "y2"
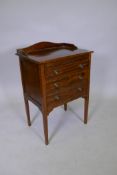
[{"x1": 16, "y1": 41, "x2": 93, "y2": 63}]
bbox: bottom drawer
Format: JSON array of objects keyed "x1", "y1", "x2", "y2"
[{"x1": 46, "y1": 83, "x2": 88, "y2": 112}]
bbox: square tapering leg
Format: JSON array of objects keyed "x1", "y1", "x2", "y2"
[
  {"x1": 84, "y1": 97, "x2": 89, "y2": 124},
  {"x1": 24, "y1": 96, "x2": 31, "y2": 126}
]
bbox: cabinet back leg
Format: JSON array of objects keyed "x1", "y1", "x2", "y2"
[
  {"x1": 24, "y1": 97, "x2": 31, "y2": 126},
  {"x1": 42, "y1": 114, "x2": 48, "y2": 145},
  {"x1": 84, "y1": 97, "x2": 89, "y2": 124},
  {"x1": 64, "y1": 103, "x2": 67, "y2": 111}
]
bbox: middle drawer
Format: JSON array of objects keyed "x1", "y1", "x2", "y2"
[{"x1": 46, "y1": 70, "x2": 88, "y2": 95}]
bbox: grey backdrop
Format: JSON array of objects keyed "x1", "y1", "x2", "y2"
[
  {"x1": 0, "y1": 1, "x2": 117, "y2": 175},
  {"x1": 0, "y1": 0, "x2": 117, "y2": 101}
]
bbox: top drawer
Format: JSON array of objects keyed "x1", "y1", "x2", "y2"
[{"x1": 45, "y1": 54, "x2": 89, "y2": 79}]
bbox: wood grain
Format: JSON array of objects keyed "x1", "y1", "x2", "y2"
[{"x1": 16, "y1": 41, "x2": 93, "y2": 145}]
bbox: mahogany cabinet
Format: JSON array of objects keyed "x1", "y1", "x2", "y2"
[{"x1": 16, "y1": 41, "x2": 93, "y2": 145}]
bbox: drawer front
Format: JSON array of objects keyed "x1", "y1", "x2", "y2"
[
  {"x1": 45, "y1": 54, "x2": 89, "y2": 81},
  {"x1": 46, "y1": 82, "x2": 88, "y2": 112},
  {"x1": 46, "y1": 70, "x2": 88, "y2": 94}
]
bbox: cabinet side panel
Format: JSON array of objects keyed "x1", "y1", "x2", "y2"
[{"x1": 19, "y1": 58, "x2": 41, "y2": 103}]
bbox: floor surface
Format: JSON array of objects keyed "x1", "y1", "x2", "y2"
[{"x1": 0, "y1": 92, "x2": 117, "y2": 175}]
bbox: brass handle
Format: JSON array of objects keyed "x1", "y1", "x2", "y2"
[
  {"x1": 78, "y1": 87, "x2": 82, "y2": 92},
  {"x1": 78, "y1": 75, "x2": 83, "y2": 80},
  {"x1": 53, "y1": 70, "x2": 59, "y2": 75},
  {"x1": 79, "y1": 64, "x2": 84, "y2": 69},
  {"x1": 54, "y1": 95, "x2": 60, "y2": 100},
  {"x1": 54, "y1": 83, "x2": 59, "y2": 88}
]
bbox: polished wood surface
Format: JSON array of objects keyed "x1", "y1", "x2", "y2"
[{"x1": 16, "y1": 41, "x2": 93, "y2": 145}]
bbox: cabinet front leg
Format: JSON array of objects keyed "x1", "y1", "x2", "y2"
[
  {"x1": 24, "y1": 96, "x2": 31, "y2": 126},
  {"x1": 84, "y1": 97, "x2": 89, "y2": 124},
  {"x1": 42, "y1": 114, "x2": 48, "y2": 145}
]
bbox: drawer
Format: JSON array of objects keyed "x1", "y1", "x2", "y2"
[
  {"x1": 46, "y1": 70, "x2": 88, "y2": 94},
  {"x1": 46, "y1": 83, "x2": 87, "y2": 112},
  {"x1": 45, "y1": 55, "x2": 89, "y2": 80},
  {"x1": 46, "y1": 64, "x2": 89, "y2": 84},
  {"x1": 47, "y1": 81, "x2": 85, "y2": 97}
]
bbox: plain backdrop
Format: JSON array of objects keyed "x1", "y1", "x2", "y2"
[
  {"x1": 0, "y1": 1, "x2": 117, "y2": 175},
  {"x1": 0, "y1": 0, "x2": 117, "y2": 98}
]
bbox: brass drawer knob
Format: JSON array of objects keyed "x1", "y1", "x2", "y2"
[
  {"x1": 79, "y1": 64, "x2": 84, "y2": 69},
  {"x1": 53, "y1": 70, "x2": 59, "y2": 75},
  {"x1": 54, "y1": 83, "x2": 59, "y2": 88},
  {"x1": 54, "y1": 95, "x2": 60, "y2": 100},
  {"x1": 78, "y1": 75, "x2": 83, "y2": 80},
  {"x1": 78, "y1": 87, "x2": 82, "y2": 91}
]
